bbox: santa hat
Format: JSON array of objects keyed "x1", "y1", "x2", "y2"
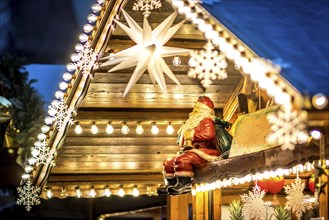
[{"x1": 197, "y1": 96, "x2": 214, "y2": 109}]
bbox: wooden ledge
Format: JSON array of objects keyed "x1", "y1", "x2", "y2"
[{"x1": 194, "y1": 143, "x2": 320, "y2": 184}]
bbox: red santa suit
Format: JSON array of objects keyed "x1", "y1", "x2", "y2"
[{"x1": 162, "y1": 96, "x2": 220, "y2": 179}]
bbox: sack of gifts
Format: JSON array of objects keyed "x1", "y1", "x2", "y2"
[{"x1": 214, "y1": 117, "x2": 232, "y2": 159}]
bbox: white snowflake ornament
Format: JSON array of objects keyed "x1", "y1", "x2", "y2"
[
  {"x1": 49, "y1": 98, "x2": 75, "y2": 132},
  {"x1": 17, "y1": 180, "x2": 41, "y2": 211},
  {"x1": 284, "y1": 177, "x2": 313, "y2": 218},
  {"x1": 267, "y1": 105, "x2": 308, "y2": 151},
  {"x1": 188, "y1": 41, "x2": 228, "y2": 89},
  {"x1": 132, "y1": 0, "x2": 162, "y2": 17},
  {"x1": 32, "y1": 140, "x2": 52, "y2": 165},
  {"x1": 75, "y1": 42, "x2": 98, "y2": 77},
  {"x1": 241, "y1": 185, "x2": 274, "y2": 220}
]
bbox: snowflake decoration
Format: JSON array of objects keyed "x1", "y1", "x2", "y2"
[
  {"x1": 188, "y1": 41, "x2": 228, "y2": 89},
  {"x1": 75, "y1": 42, "x2": 98, "y2": 77},
  {"x1": 284, "y1": 177, "x2": 313, "y2": 218},
  {"x1": 267, "y1": 105, "x2": 308, "y2": 150},
  {"x1": 33, "y1": 139, "x2": 52, "y2": 165},
  {"x1": 132, "y1": 0, "x2": 162, "y2": 17},
  {"x1": 241, "y1": 185, "x2": 274, "y2": 220},
  {"x1": 49, "y1": 98, "x2": 75, "y2": 132},
  {"x1": 17, "y1": 179, "x2": 41, "y2": 211}
]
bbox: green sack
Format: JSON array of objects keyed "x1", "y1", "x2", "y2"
[{"x1": 214, "y1": 117, "x2": 232, "y2": 159}]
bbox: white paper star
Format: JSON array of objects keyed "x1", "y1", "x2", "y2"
[{"x1": 101, "y1": 10, "x2": 192, "y2": 97}]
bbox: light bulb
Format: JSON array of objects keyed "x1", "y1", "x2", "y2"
[
  {"x1": 106, "y1": 122, "x2": 114, "y2": 134},
  {"x1": 89, "y1": 186, "x2": 97, "y2": 198},
  {"x1": 135, "y1": 123, "x2": 144, "y2": 135},
  {"x1": 59, "y1": 82, "x2": 68, "y2": 90},
  {"x1": 83, "y1": 24, "x2": 93, "y2": 33},
  {"x1": 31, "y1": 148, "x2": 39, "y2": 157},
  {"x1": 75, "y1": 44, "x2": 84, "y2": 52},
  {"x1": 121, "y1": 122, "x2": 129, "y2": 135},
  {"x1": 92, "y1": 4, "x2": 102, "y2": 13},
  {"x1": 45, "y1": 116, "x2": 53, "y2": 125},
  {"x1": 48, "y1": 106, "x2": 57, "y2": 116},
  {"x1": 46, "y1": 188, "x2": 53, "y2": 199},
  {"x1": 104, "y1": 185, "x2": 112, "y2": 197},
  {"x1": 55, "y1": 91, "x2": 64, "y2": 99},
  {"x1": 75, "y1": 186, "x2": 82, "y2": 198},
  {"x1": 118, "y1": 186, "x2": 125, "y2": 197},
  {"x1": 41, "y1": 125, "x2": 50, "y2": 133},
  {"x1": 22, "y1": 173, "x2": 30, "y2": 179},
  {"x1": 28, "y1": 157, "x2": 36, "y2": 165},
  {"x1": 79, "y1": 33, "x2": 89, "y2": 43},
  {"x1": 132, "y1": 186, "x2": 139, "y2": 197},
  {"x1": 38, "y1": 133, "x2": 46, "y2": 141},
  {"x1": 74, "y1": 122, "x2": 83, "y2": 134},
  {"x1": 71, "y1": 53, "x2": 79, "y2": 62},
  {"x1": 63, "y1": 72, "x2": 72, "y2": 81},
  {"x1": 66, "y1": 63, "x2": 76, "y2": 72},
  {"x1": 24, "y1": 165, "x2": 33, "y2": 173},
  {"x1": 172, "y1": 56, "x2": 181, "y2": 66},
  {"x1": 312, "y1": 93, "x2": 328, "y2": 110},
  {"x1": 311, "y1": 130, "x2": 322, "y2": 140},
  {"x1": 90, "y1": 122, "x2": 98, "y2": 134},
  {"x1": 87, "y1": 14, "x2": 98, "y2": 23},
  {"x1": 166, "y1": 122, "x2": 174, "y2": 135},
  {"x1": 151, "y1": 122, "x2": 159, "y2": 135}
]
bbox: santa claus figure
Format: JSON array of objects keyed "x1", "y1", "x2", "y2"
[{"x1": 158, "y1": 96, "x2": 220, "y2": 195}]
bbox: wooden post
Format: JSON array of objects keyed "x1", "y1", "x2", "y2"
[
  {"x1": 319, "y1": 170, "x2": 328, "y2": 220},
  {"x1": 195, "y1": 191, "x2": 209, "y2": 220},
  {"x1": 167, "y1": 194, "x2": 189, "y2": 219},
  {"x1": 212, "y1": 189, "x2": 222, "y2": 219}
]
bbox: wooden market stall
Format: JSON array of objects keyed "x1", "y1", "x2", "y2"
[{"x1": 17, "y1": 0, "x2": 328, "y2": 219}]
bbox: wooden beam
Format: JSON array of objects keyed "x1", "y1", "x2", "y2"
[
  {"x1": 212, "y1": 189, "x2": 222, "y2": 219},
  {"x1": 194, "y1": 143, "x2": 319, "y2": 183},
  {"x1": 195, "y1": 191, "x2": 209, "y2": 220}
]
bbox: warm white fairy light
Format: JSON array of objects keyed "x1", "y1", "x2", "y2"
[
  {"x1": 91, "y1": 3, "x2": 102, "y2": 13},
  {"x1": 66, "y1": 63, "x2": 76, "y2": 72},
  {"x1": 59, "y1": 82, "x2": 68, "y2": 90},
  {"x1": 24, "y1": 165, "x2": 33, "y2": 173},
  {"x1": 46, "y1": 188, "x2": 53, "y2": 199},
  {"x1": 312, "y1": 93, "x2": 328, "y2": 110},
  {"x1": 37, "y1": 133, "x2": 46, "y2": 141},
  {"x1": 71, "y1": 53, "x2": 80, "y2": 62},
  {"x1": 75, "y1": 44, "x2": 84, "y2": 52},
  {"x1": 45, "y1": 116, "x2": 53, "y2": 125},
  {"x1": 90, "y1": 121, "x2": 98, "y2": 134},
  {"x1": 104, "y1": 185, "x2": 111, "y2": 197},
  {"x1": 311, "y1": 129, "x2": 322, "y2": 140},
  {"x1": 55, "y1": 91, "x2": 64, "y2": 99},
  {"x1": 74, "y1": 122, "x2": 83, "y2": 134},
  {"x1": 172, "y1": 56, "x2": 181, "y2": 66},
  {"x1": 151, "y1": 122, "x2": 159, "y2": 135},
  {"x1": 89, "y1": 186, "x2": 97, "y2": 198},
  {"x1": 135, "y1": 122, "x2": 144, "y2": 135},
  {"x1": 28, "y1": 157, "x2": 36, "y2": 166},
  {"x1": 87, "y1": 14, "x2": 98, "y2": 23},
  {"x1": 75, "y1": 186, "x2": 82, "y2": 198},
  {"x1": 79, "y1": 33, "x2": 89, "y2": 43},
  {"x1": 22, "y1": 173, "x2": 30, "y2": 179},
  {"x1": 83, "y1": 24, "x2": 94, "y2": 33},
  {"x1": 132, "y1": 185, "x2": 140, "y2": 197},
  {"x1": 106, "y1": 122, "x2": 114, "y2": 134},
  {"x1": 166, "y1": 122, "x2": 174, "y2": 135},
  {"x1": 118, "y1": 186, "x2": 125, "y2": 197},
  {"x1": 62, "y1": 72, "x2": 72, "y2": 82},
  {"x1": 41, "y1": 125, "x2": 50, "y2": 134},
  {"x1": 121, "y1": 122, "x2": 129, "y2": 135}
]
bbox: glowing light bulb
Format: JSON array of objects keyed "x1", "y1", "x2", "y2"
[
  {"x1": 121, "y1": 122, "x2": 129, "y2": 135},
  {"x1": 312, "y1": 93, "x2": 328, "y2": 110},
  {"x1": 66, "y1": 63, "x2": 76, "y2": 72},
  {"x1": 104, "y1": 186, "x2": 112, "y2": 197},
  {"x1": 83, "y1": 24, "x2": 93, "y2": 33},
  {"x1": 118, "y1": 186, "x2": 125, "y2": 197},
  {"x1": 63, "y1": 72, "x2": 72, "y2": 81},
  {"x1": 89, "y1": 186, "x2": 97, "y2": 198},
  {"x1": 151, "y1": 122, "x2": 159, "y2": 135},
  {"x1": 59, "y1": 82, "x2": 68, "y2": 90},
  {"x1": 92, "y1": 4, "x2": 102, "y2": 13},
  {"x1": 45, "y1": 116, "x2": 53, "y2": 125},
  {"x1": 38, "y1": 133, "x2": 46, "y2": 141},
  {"x1": 79, "y1": 33, "x2": 89, "y2": 43},
  {"x1": 24, "y1": 165, "x2": 33, "y2": 173},
  {"x1": 28, "y1": 157, "x2": 36, "y2": 165},
  {"x1": 55, "y1": 91, "x2": 64, "y2": 99},
  {"x1": 172, "y1": 56, "x2": 181, "y2": 66},
  {"x1": 22, "y1": 173, "x2": 30, "y2": 179},
  {"x1": 135, "y1": 123, "x2": 144, "y2": 135},
  {"x1": 88, "y1": 14, "x2": 98, "y2": 23},
  {"x1": 166, "y1": 122, "x2": 174, "y2": 135},
  {"x1": 75, "y1": 186, "x2": 82, "y2": 198},
  {"x1": 75, "y1": 44, "x2": 84, "y2": 52},
  {"x1": 46, "y1": 188, "x2": 53, "y2": 199},
  {"x1": 41, "y1": 125, "x2": 50, "y2": 133},
  {"x1": 71, "y1": 53, "x2": 79, "y2": 62},
  {"x1": 31, "y1": 148, "x2": 39, "y2": 157},
  {"x1": 132, "y1": 186, "x2": 140, "y2": 197},
  {"x1": 106, "y1": 122, "x2": 114, "y2": 134},
  {"x1": 311, "y1": 130, "x2": 322, "y2": 140},
  {"x1": 90, "y1": 122, "x2": 98, "y2": 134},
  {"x1": 74, "y1": 122, "x2": 83, "y2": 134}
]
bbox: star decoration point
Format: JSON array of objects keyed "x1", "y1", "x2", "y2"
[{"x1": 101, "y1": 10, "x2": 191, "y2": 97}]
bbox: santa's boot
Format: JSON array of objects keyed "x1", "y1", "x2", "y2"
[
  {"x1": 168, "y1": 177, "x2": 192, "y2": 195},
  {"x1": 157, "y1": 178, "x2": 177, "y2": 195}
]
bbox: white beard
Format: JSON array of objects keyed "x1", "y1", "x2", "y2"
[{"x1": 181, "y1": 111, "x2": 215, "y2": 135}]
